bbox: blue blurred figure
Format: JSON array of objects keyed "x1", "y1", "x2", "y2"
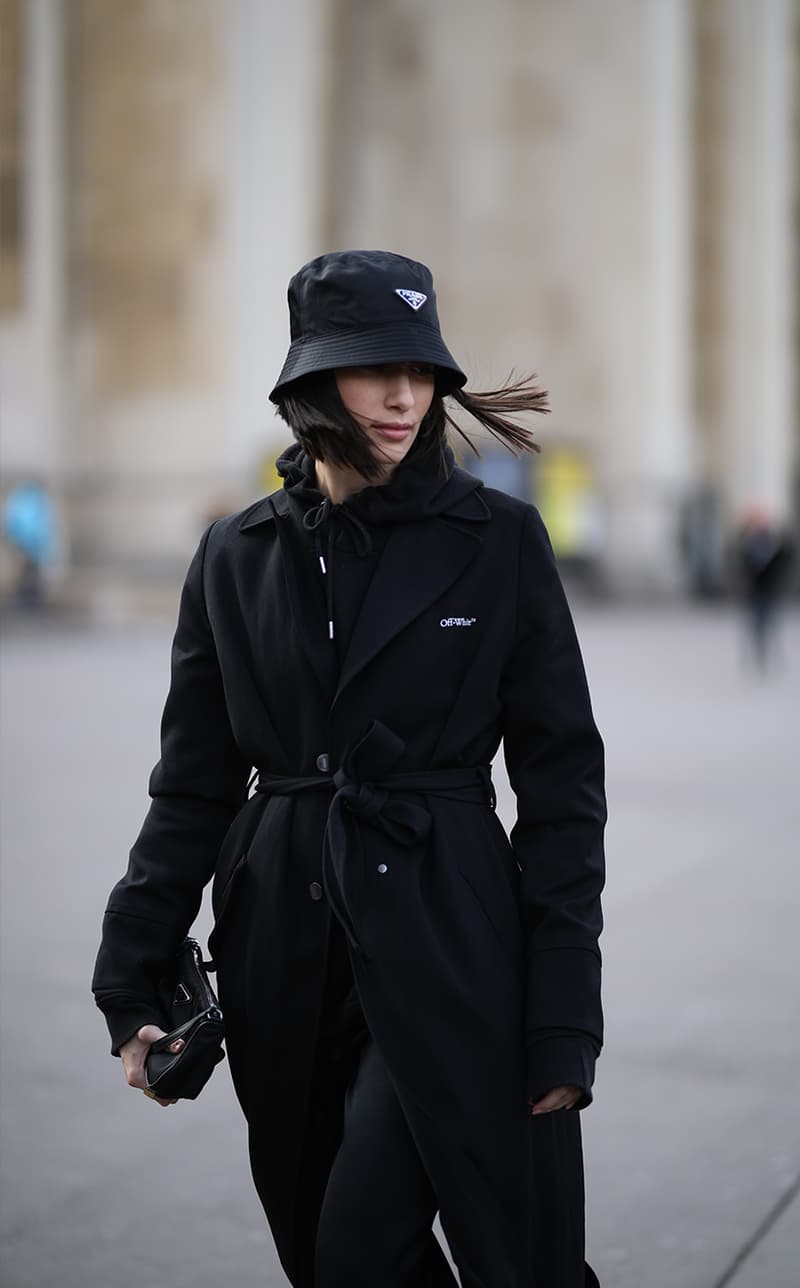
[{"x1": 2, "y1": 479, "x2": 56, "y2": 610}]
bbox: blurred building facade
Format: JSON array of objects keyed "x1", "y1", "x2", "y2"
[{"x1": 0, "y1": 0, "x2": 797, "y2": 603}]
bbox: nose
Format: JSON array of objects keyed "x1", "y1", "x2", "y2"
[{"x1": 385, "y1": 372, "x2": 415, "y2": 412}]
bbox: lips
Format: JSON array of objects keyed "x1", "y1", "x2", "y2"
[{"x1": 371, "y1": 423, "x2": 414, "y2": 441}]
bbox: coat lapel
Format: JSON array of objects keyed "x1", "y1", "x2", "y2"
[
  {"x1": 240, "y1": 491, "x2": 336, "y2": 701},
  {"x1": 334, "y1": 514, "x2": 484, "y2": 705}
]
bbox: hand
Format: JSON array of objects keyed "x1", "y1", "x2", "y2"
[
  {"x1": 120, "y1": 1024, "x2": 185, "y2": 1108},
  {"x1": 529, "y1": 1085, "x2": 582, "y2": 1116}
]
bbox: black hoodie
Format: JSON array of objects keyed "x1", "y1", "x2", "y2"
[{"x1": 276, "y1": 436, "x2": 486, "y2": 667}]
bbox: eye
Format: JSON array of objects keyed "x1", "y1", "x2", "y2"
[{"x1": 407, "y1": 364, "x2": 435, "y2": 378}]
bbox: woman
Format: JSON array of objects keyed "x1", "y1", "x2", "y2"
[{"x1": 93, "y1": 250, "x2": 605, "y2": 1288}]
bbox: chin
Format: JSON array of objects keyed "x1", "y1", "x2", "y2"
[{"x1": 370, "y1": 443, "x2": 409, "y2": 464}]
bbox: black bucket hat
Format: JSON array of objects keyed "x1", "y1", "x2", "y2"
[{"x1": 269, "y1": 249, "x2": 467, "y2": 402}]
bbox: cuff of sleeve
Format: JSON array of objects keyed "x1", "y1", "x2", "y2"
[
  {"x1": 527, "y1": 1034, "x2": 598, "y2": 1109},
  {"x1": 98, "y1": 999, "x2": 166, "y2": 1057}
]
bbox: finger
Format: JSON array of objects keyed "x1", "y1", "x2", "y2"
[
  {"x1": 123, "y1": 1047, "x2": 148, "y2": 1089},
  {"x1": 137, "y1": 1024, "x2": 168, "y2": 1045},
  {"x1": 125, "y1": 1026, "x2": 176, "y2": 1089},
  {"x1": 125, "y1": 1063, "x2": 147, "y2": 1090},
  {"x1": 531, "y1": 1096, "x2": 578, "y2": 1116},
  {"x1": 530, "y1": 1092, "x2": 560, "y2": 1115},
  {"x1": 530, "y1": 1091, "x2": 570, "y2": 1115},
  {"x1": 530, "y1": 1083, "x2": 583, "y2": 1112},
  {"x1": 142, "y1": 1089, "x2": 178, "y2": 1108}
]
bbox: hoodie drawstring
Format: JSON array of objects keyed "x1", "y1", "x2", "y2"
[{"x1": 303, "y1": 498, "x2": 372, "y2": 644}]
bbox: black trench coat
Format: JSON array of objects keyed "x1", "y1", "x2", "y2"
[{"x1": 93, "y1": 468, "x2": 605, "y2": 1288}]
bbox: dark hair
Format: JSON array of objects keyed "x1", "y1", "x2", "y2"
[{"x1": 275, "y1": 369, "x2": 548, "y2": 482}]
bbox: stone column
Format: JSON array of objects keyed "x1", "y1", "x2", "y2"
[
  {"x1": 600, "y1": 0, "x2": 694, "y2": 592},
  {"x1": 65, "y1": 0, "x2": 230, "y2": 577},
  {"x1": 711, "y1": 0, "x2": 796, "y2": 528},
  {"x1": 223, "y1": 0, "x2": 329, "y2": 481},
  {"x1": 0, "y1": 0, "x2": 66, "y2": 478}
]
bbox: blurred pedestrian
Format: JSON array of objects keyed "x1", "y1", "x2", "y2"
[
  {"x1": 2, "y1": 477, "x2": 56, "y2": 610},
  {"x1": 93, "y1": 250, "x2": 606, "y2": 1287},
  {"x1": 736, "y1": 506, "x2": 794, "y2": 670}
]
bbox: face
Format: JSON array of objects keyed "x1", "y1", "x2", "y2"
[{"x1": 334, "y1": 363, "x2": 436, "y2": 474}]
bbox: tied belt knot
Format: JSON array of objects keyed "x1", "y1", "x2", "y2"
[
  {"x1": 254, "y1": 721, "x2": 495, "y2": 956},
  {"x1": 334, "y1": 772, "x2": 390, "y2": 823}
]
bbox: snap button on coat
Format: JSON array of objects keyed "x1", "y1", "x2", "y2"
[
  {"x1": 315, "y1": 753, "x2": 330, "y2": 772},
  {"x1": 308, "y1": 882, "x2": 323, "y2": 901}
]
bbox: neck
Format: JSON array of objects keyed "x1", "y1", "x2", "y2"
[{"x1": 314, "y1": 458, "x2": 392, "y2": 504}]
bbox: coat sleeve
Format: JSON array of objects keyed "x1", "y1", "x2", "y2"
[
  {"x1": 499, "y1": 506, "x2": 606, "y2": 1106},
  {"x1": 92, "y1": 526, "x2": 251, "y2": 1053}
]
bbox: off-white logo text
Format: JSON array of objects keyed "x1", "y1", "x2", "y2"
[{"x1": 440, "y1": 617, "x2": 477, "y2": 627}]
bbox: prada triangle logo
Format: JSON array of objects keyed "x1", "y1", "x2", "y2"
[{"x1": 395, "y1": 288, "x2": 427, "y2": 311}]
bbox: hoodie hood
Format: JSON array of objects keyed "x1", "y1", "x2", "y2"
[{"x1": 275, "y1": 436, "x2": 486, "y2": 528}]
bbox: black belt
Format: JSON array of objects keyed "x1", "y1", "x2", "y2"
[{"x1": 254, "y1": 721, "x2": 495, "y2": 955}]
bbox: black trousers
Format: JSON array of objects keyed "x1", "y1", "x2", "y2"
[
  {"x1": 314, "y1": 1035, "x2": 459, "y2": 1287},
  {"x1": 298, "y1": 927, "x2": 597, "y2": 1288},
  {"x1": 300, "y1": 922, "x2": 455, "y2": 1285}
]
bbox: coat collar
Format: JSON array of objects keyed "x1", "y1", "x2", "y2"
[
  {"x1": 238, "y1": 490, "x2": 288, "y2": 530},
  {"x1": 238, "y1": 483, "x2": 490, "y2": 707}
]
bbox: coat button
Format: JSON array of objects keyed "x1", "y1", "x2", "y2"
[
  {"x1": 316, "y1": 753, "x2": 330, "y2": 773},
  {"x1": 309, "y1": 882, "x2": 323, "y2": 901}
]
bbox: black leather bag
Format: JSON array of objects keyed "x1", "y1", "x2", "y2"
[{"x1": 145, "y1": 938, "x2": 225, "y2": 1100}]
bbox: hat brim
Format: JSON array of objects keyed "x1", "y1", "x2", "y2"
[{"x1": 269, "y1": 324, "x2": 467, "y2": 402}]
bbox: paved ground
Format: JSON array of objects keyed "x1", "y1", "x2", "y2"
[{"x1": 1, "y1": 602, "x2": 798, "y2": 1287}]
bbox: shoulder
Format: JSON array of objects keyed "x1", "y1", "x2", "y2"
[
  {"x1": 480, "y1": 484, "x2": 537, "y2": 526},
  {"x1": 181, "y1": 496, "x2": 283, "y2": 596},
  {"x1": 452, "y1": 468, "x2": 551, "y2": 548},
  {"x1": 203, "y1": 493, "x2": 281, "y2": 551}
]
